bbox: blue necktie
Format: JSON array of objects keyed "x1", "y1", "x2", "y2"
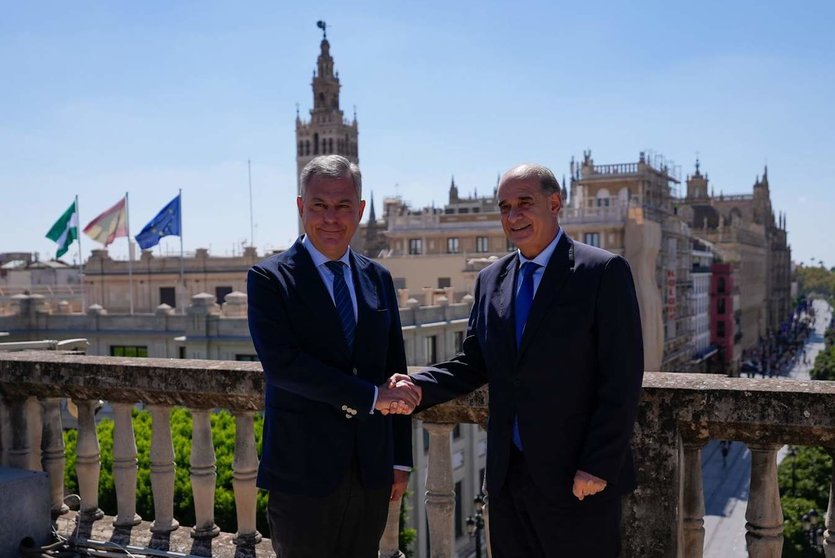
[
  {"x1": 325, "y1": 261, "x2": 356, "y2": 349},
  {"x1": 513, "y1": 261, "x2": 539, "y2": 450},
  {"x1": 515, "y1": 261, "x2": 540, "y2": 347}
]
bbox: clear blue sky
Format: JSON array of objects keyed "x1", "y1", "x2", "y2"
[{"x1": 2, "y1": 0, "x2": 833, "y2": 267}]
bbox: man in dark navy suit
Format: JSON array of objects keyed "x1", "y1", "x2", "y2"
[
  {"x1": 247, "y1": 155, "x2": 421, "y2": 557},
  {"x1": 411, "y1": 163, "x2": 644, "y2": 557}
]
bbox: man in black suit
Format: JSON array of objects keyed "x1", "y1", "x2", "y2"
[
  {"x1": 247, "y1": 155, "x2": 421, "y2": 557},
  {"x1": 411, "y1": 163, "x2": 644, "y2": 556}
]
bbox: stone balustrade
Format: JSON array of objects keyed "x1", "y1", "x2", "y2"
[{"x1": 1, "y1": 351, "x2": 834, "y2": 557}]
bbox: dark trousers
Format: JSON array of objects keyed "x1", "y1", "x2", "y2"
[
  {"x1": 488, "y1": 447, "x2": 622, "y2": 558},
  {"x1": 267, "y1": 457, "x2": 390, "y2": 558}
]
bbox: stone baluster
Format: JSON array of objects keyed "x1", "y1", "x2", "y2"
[
  {"x1": 149, "y1": 404, "x2": 179, "y2": 533},
  {"x1": 75, "y1": 399, "x2": 104, "y2": 520},
  {"x1": 40, "y1": 397, "x2": 68, "y2": 519},
  {"x1": 0, "y1": 398, "x2": 8, "y2": 465},
  {"x1": 424, "y1": 422, "x2": 455, "y2": 558},
  {"x1": 26, "y1": 396, "x2": 43, "y2": 471},
  {"x1": 379, "y1": 495, "x2": 404, "y2": 558},
  {"x1": 232, "y1": 411, "x2": 261, "y2": 546},
  {"x1": 482, "y1": 500, "x2": 492, "y2": 558},
  {"x1": 683, "y1": 441, "x2": 707, "y2": 558},
  {"x1": 111, "y1": 402, "x2": 141, "y2": 527},
  {"x1": 190, "y1": 408, "x2": 219, "y2": 539},
  {"x1": 745, "y1": 443, "x2": 783, "y2": 558},
  {"x1": 6, "y1": 397, "x2": 31, "y2": 470},
  {"x1": 824, "y1": 448, "x2": 834, "y2": 558}
]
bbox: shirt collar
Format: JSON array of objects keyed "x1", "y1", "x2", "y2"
[
  {"x1": 517, "y1": 227, "x2": 563, "y2": 268},
  {"x1": 301, "y1": 234, "x2": 352, "y2": 269}
]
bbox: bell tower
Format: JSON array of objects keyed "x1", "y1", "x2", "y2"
[{"x1": 295, "y1": 21, "x2": 359, "y2": 234}]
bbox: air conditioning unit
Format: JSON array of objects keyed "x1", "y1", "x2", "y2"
[{"x1": 0, "y1": 466, "x2": 51, "y2": 558}]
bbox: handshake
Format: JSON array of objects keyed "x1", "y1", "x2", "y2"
[{"x1": 374, "y1": 373, "x2": 422, "y2": 415}]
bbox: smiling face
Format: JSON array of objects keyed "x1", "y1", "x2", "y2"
[
  {"x1": 498, "y1": 175, "x2": 561, "y2": 259},
  {"x1": 297, "y1": 174, "x2": 365, "y2": 260}
]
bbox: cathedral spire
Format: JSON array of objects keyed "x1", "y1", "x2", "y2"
[
  {"x1": 368, "y1": 191, "x2": 377, "y2": 223},
  {"x1": 296, "y1": 23, "x2": 359, "y2": 234},
  {"x1": 449, "y1": 176, "x2": 459, "y2": 203}
]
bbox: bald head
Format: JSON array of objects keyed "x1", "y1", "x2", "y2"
[{"x1": 499, "y1": 163, "x2": 561, "y2": 196}]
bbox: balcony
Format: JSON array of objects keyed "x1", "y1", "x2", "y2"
[
  {"x1": 559, "y1": 204, "x2": 628, "y2": 226},
  {"x1": 1, "y1": 351, "x2": 834, "y2": 557}
]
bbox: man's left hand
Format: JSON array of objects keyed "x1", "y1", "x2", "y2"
[
  {"x1": 572, "y1": 470, "x2": 607, "y2": 501},
  {"x1": 391, "y1": 469, "x2": 409, "y2": 501}
]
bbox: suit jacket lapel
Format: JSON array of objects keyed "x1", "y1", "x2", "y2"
[
  {"x1": 492, "y1": 254, "x2": 519, "y2": 361},
  {"x1": 287, "y1": 240, "x2": 353, "y2": 360},
  {"x1": 351, "y1": 252, "x2": 379, "y2": 314},
  {"x1": 518, "y1": 234, "x2": 575, "y2": 358},
  {"x1": 351, "y1": 253, "x2": 381, "y2": 377}
]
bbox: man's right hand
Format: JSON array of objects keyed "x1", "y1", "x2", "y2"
[{"x1": 376, "y1": 373, "x2": 422, "y2": 415}]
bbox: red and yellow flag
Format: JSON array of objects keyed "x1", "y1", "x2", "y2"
[{"x1": 83, "y1": 197, "x2": 128, "y2": 247}]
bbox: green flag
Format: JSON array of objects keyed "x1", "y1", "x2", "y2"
[{"x1": 46, "y1": 201, "x2": 79, "y2": 258}]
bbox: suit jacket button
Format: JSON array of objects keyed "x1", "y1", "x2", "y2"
[
  {"x1": 341, "y1": 405, "x2": 348, "y2": 411},
  {"x1": 346, "y1": 413, "x2": 353, "y2": 419},
  {"x1": 352, "y1": 367, "x2": 358, "y2": 375},
  {"x1": 349, "y1": 408, "x2": 357, "y2": 415}
]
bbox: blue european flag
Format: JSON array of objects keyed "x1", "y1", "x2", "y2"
[{"x1": 135, "y1": 194, "x2": 181, "y2": 249}]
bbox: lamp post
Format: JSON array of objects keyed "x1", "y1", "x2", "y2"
[
  {"x1": 466, "y1": 493, "x2": 486, "y2": 558},
  {"x1": 800, "y1": 508, "x2": 825, "y2": 555}
]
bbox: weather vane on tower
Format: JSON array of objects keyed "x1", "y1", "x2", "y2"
[{"x1": 316, "y1": 20, "x2": 327, "y2": 39}]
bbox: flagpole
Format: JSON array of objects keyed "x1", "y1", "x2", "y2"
[
  {"x1": 76, "y1": 194, "x2": 86, "y2": 312},
  {"x1": 179, "y1": 188, "x2": 184, "y2": 313},
  {"x1": 125, "y1": 192, "x2": 134, "y2": 315},
  {"x1": 248, "y1": 159, "x2": 254, "y2": 248}
]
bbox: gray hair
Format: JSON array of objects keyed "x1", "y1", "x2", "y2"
[
  {"x1": 500, "y1": 163, "x2": 561, "y2": 196},
  {"x1": 299, "y1": 155, "x2": 363, "y2": 200}
]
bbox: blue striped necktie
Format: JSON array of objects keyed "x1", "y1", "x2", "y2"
[
  {"x1": 325, "y1": 261, "x2": 356, "y2": 349},
  {"x1": 513, "y1": 261, "x2": 540, "y2": 451}
]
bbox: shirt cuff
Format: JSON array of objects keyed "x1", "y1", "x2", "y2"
[
  {"x1": 370, "y1": 385, "x2": 378, "y2": 414},
  {"x1": 393, "y1": 465, "x2": 412, "y2": 472}
]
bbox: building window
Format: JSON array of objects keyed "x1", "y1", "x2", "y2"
[
  {"x1": 425, "y1": 335, "x2": 438, "y2": 365},
  {"x1": 160, "y1": 287, "x2": 176, "y2": 308},
  {"x1": 215, "y1": 286, "x2": 233, "y2": 304},
  {"x1": 717, "y1": 298, "x2": 726, "y2": 315},
  {"x1": 717, "y1": 277, "x2": 726, "y2": 293},
  {"x1": 447, "y1": 237, "x2": 460, "y2": 254},
  {"x1": 717, "y1": 321, "x2": 726, "y2": 338},
  {"x1": 453, "y1": 424, "x2": 461, "y2": 439},
  {"x1": 584, "y1": 232, "x2": 600, "y2": 247},
  {"x1": 458, "y1": 208, "x2": 470, "y2": 214},
  {"x1": 408, "y1": 238, "x2": 423, "y2": 255},
  {"x1": 423, "y1": 428, "x2": 430, "y2": 453},
  {"x1": 110, "y1": 345, "x2": 148, "y2": 358},
  {"x1": 454, "y1": 330, "x2": 465, "y2": 352},
  {"x1": 476, "y1": 236, "x2": 489, "y2": 253},
  {"x1": 178, "y1": 346, "x2": 186, "y2": 359},
  {"x1": 454, "y1": 481, "x2": 463, "y2": 538},
  {"x1": 438, "y1": 277, "x2": 451, "y2": 289},
  {"x1": 236, "y1": 354, "x2": 259, "y2": 361}
]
